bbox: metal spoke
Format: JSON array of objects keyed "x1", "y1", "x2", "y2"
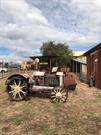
[
  {"x1": 20, "y1": 90, "x2": 26, "y2": 95},
  {"x1": 14, "y1": 80, "x2": 17, "y2": 86},
  {"x1": 60, "y1": 89, "x2": 65, "y2": 94},
  {"x1": 54, "y1": 89, "x2": 58, "y2": 93},
  {"x1": 62, "y1": 92, "x2": 67, "y2": 96},
  {"x1": 62, "y1": 95, "x2": 66, "y2": 99},
  {"x1": 20, "y1": 84, "x2": 26, "y2": 89},
  {"x1": 52, "y1": 97, "x2": 57, "y2": 102},
  {"x1": 9, "y1": 90, "x2": 13, "y2": 94},
  {"x1": 57, "y1": 89, "x2": 59, "y2": 92},
  {"x1": 51, "y1": 95, "x2": 56, "y2": 98},
  {"x1": 51, "y1": 92, "x2": 56, "y2": 95},
  {"x1": 60, "y1": 97, "x2": 65, "y2": 102},
  {"x1": 60, "y1": 89, "x2": 63, "y2": 92},
  {"x1": 18, "y1": 81, "x2": 21, "y2": 86},
  {"x1": 18, "y1": 92, "x2": 22, "y2": 99},
  {"x1": 56, "y1": 98, "x2": 59, "y2": 102},
  {"x1": 13, "y1": 92, "x2": 17, "y2": 99},
  {"x1": 8, "y1": 79, "x2": 27, "y2": 100},
  {"x1": 51, "y1": 88, "x2": 67, "y2": 103},
  {"x1": 9, "y1": 85, "x2": 15, "y2": 90}
]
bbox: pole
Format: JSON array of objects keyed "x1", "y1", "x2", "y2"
[
  {"x1": 1, "y1": 60, "x2": 3, "y2": 78},
  {"x1": 50, "y1": 58, "x2": 51, "y2": 69}
]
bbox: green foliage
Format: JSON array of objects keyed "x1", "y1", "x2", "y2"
[{"x1": 40, "y1": 41, "x2": 73, "y2": 66}]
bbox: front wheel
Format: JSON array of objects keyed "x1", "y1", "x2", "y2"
[
  {"x1": 7, "y1": 77, "x2": 29, "y2": 101},
  {"x1": 50, "y1": 87, "x2": 68, "y2": 103}
]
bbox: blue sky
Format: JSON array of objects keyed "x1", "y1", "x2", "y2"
[
  {"x1": 0, "y1": 0, "x2": 101, "y2": 61},
  {"x1": 0, "y1": 47, "x2": 10, "y2": 55}
]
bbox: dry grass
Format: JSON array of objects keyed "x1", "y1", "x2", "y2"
[{"x1": 0, "y1": 78, "x2": 101, "y2": 135}]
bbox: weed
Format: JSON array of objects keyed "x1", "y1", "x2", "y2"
[
  {"x1": 0, "y1": 131, "x2": 5, "y2": 135},
  {"x1": 80, "y1": 99, "x2": 98, "y2": 104},
  {"x1": 43, "y1": 128, "x2": 55, "y2": 135},
  {"x1": 0, "y1": 112, "x2": 4, "y2": 117},
  {"x1": 96, "y1": 94, "x2": 101, "y2": 101},
  {"x1": 13, "y1": 116, "x2": 23, "y2": 126},
  {"x1": 94, "y1": 115, "x2": 101, "y2": 121},
  {"x1": 66, "y1": 128, "x2": 76, "y2": 135},
  {"x1": 84, "y1": 127, "x2": 93, "y2": 134},
  {"x1": 0, "y1": 79, "x2": 6, "y2": 91},
  {"x1": 43, "y1": 127, "x2": 72, "y2": 135}
]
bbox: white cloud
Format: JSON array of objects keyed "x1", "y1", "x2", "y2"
[
  {"x1": 0, "y1": 0, "x2": 49, "y2": 25},
  {"x1": 0, "y1": 0, "x2": 101, "y2": 60}
]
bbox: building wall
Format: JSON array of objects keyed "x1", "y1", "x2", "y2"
[
  {"x1": 71, "y1": 56, "x2": 87, "y2": 74},
  {"x1": 82, "y1": 64, "x2": 87, "y2": 75},
  {"x1": 87, "y1": 55, "x2": 91, "y2": 80},
  {"x1": 87, "y1": 49, "x2": 101, "y2": 89},
  {"x1": 96, "y1": 49, "x2": 101, "y2": 89}
]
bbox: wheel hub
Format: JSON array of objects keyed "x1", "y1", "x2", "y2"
[
  {"x1": 51, "y1": 88, "x2": 68, "y2": 103},
  {"x1": 10, "y1": 81, "x2": 23, "y2": 92},
  {"x1": 13, "y1": 85, "x2": 22, "y2": 92},
  {"x1": 56, "y1": 92, "x2": 62, "y2": 98},
  {"x1": 9, "y1": 80, "x2": 27, "y2": 100}
]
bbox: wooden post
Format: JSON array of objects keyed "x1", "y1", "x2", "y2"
[
  {"x1": 56, "y1": 58, "x2": 57, "y2": 66},
  {"x1": 76, "y1": 62, "x2": 77, "y2": 74},
  {"x1": 1, "y1": 60, "x2": 3, "y2": 78},
  {"x1": 73, "y1": 61, "x2": 74, "y2": 72},
  {"x1": 50, "y1": 58, "x2": 51, "y2": 69}
]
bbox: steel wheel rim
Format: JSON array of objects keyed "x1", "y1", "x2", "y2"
[
  {"x1": 9, "y1": 79, "x2": 27, "y2": 100},
  {"x1": 51, "y1": 88, "x2": 67, "y2": 103}
]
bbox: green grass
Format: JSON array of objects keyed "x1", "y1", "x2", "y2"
[
  {"x1": 13, "y1": 115, "x2": 23, "y2": 126},
  {"x1": 0, "y1": 112, "x2": 4, "y2": 117},
  {"x1": 94, "y1": 114, "x2": 101, "y2": 121},
  {"x1": 43, "y1": 127, "x2": 76, "y2": 135},
  {"x1": 43, "y1": 128, "x2": 56, "y2": 135},
  {"x1": 96, "y1": 94, "x2": 101, "y2": 101},
  {"x1": 0, "y1": 132, "x2": 6, "y2": 135},
  {"x1": 0, "y1": 78, "x2": 6, "y2": 91}
]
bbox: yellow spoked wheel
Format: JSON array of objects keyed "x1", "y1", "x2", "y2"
[
  {"x1": 51, "y1": 87, "x2": 68, "y2": 103},
  {"x1": 8, "y1": 77, "x2": 28, "y2": 101}
]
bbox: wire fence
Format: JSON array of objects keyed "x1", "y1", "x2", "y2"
[
  {"x1": 0, "y1": 68, "x2": 21, "y2": 79},
  {"x1": 0, "y1": 57, "x2": 34, "y2": 80},
  {"x1": 0, "y1": 58, "x2": 24, "y2": 80}
]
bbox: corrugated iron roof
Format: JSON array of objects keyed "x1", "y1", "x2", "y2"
[
  {"x1": 83, "y1": 43, "x2": 101, "y2": 56},
  {"x1": 72, "y1": 58, "x2": 86, "y2": 65}
]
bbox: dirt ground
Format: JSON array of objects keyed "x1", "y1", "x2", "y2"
[{"x1": 0, "y1": 78, "x2": 101, "y2": 135}]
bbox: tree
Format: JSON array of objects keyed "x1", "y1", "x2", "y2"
[
  {"x1": 40, "y1": 41, "x2": 73, "y2": 66},
  {"x1": 40, "y1": 41, "x2": 56, "y2": 56}
]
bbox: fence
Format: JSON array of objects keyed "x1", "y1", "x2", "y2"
[
  {"x1": 0, "y1": 67, "x2": 21, "y2": 79},
  {"x1": 0, "y1": 56, "x2": 34, "y2": 79},
  {"x1": 0, "y1": 58, "x2": 23, "y2": 79}
]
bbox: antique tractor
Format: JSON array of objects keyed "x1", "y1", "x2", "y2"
[{"x1": 5, "y1": 69, "x2": 77, "y2": 103}]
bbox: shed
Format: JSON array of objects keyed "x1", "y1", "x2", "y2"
[
  {"x1": 71, "y1": 57, "x2": 86, "y2": 74},
  {"x1": 30, "y1": 55, "x2": 58, "y2": 69},
  {"x1": 83, "y1": 43, "x2": 101, "y2": 89},
  {"x1": 71, "y1": 56, "x2": 87, "y2": 82}
]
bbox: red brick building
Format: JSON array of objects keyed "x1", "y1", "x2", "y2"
[{"x1": 84, "y1": 43, "x2": 101, "y2": 89}]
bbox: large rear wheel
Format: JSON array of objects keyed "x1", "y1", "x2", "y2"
[
  {"x1": 50, "y1": 87, "x2": 68, "y2": 103},
  {"x1": 7, "y1": 77, "x2": 29, "y2": 101}
]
